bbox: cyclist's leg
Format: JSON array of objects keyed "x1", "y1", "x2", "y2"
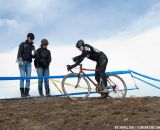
[
  {"x1": 100, "y1": 64, "x2": 107, "y2": 89},
  {"x1": 95, "y1": 63, "x2": 100, "y2": 84},
  {"x1": 98, "y1": 56, "x2": 109, "y2": 98},
  {"x1": 97, "y1": 54, "x2": 108, "y2": 90}
]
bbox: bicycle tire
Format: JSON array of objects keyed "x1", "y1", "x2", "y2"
[
  {"x1": 61, "y1": 73, "x2": 91, "y2": 100},
  {"x1": 106, "y1": 74, "x2": 127, "y2": 99}
]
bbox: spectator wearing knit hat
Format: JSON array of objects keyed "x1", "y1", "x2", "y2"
[{"x1": 34, "y1": 39, "x2": 52, "y2": 96}]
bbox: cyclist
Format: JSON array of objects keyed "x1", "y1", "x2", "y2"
[{"x1": 67, "y1": 40, "x2": 109, "y2": 96}]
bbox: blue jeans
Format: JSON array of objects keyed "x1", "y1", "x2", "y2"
[
  {"x1": 19, "y1": 60, "x2": 31, "y2": 89},
  {"x1": 36, "y1": 67, "x2": 50, "y2": 95}
]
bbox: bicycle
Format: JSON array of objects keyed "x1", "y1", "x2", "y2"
[{"x1": 61, "y1": 64, "x2": 127, "y2": 100}]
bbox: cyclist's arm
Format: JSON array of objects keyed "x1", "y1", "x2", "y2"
[
  {"x1": 75, "y1": 51, "x2": 90, "y2": 60},
  {"x1": 71, "y1": 50, "x2": 90, "y2": 68},
  {"x1": 71, "y1": 58, "x2": 84, "y2": 68}
]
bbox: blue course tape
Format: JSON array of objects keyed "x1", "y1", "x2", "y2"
[
  {"x1": 133, "y1": 75, "x2": 160, "y2": 89},
  {"x1": 0, "y1": 70, "x2": 138, "y2": 92},
  {"x1": 106, "y1": 70, "x2": 130, "y2": 75},
  {"x1": 0, "y1": 70, "x2": 131, "y2": 80},
  {"x1": 130, "y1": 70, "x2": 160, "y2": 82},
  {"x1": 0, "y1": 70, "x2": 141, "y2": 99},
  {"x1": 0, "y1": 75, "x2": 65, "y2": 80}
]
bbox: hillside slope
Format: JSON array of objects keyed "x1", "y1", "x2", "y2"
[{"x1": 0, "y1": 97, "x2": 160, "y2": 130}]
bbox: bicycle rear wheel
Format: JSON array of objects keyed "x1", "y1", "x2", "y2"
[
  {"x1": 107, "y1": 74, "x2": 127, "y2": 99},
  {"x1": 62, "y1": 73, "x2": 91, "y2": 100}
]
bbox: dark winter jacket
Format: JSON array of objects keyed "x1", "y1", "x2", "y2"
[
  {"x1": 17, "y1": 40, "x2": 35, "y2": 62},
  {"x1": 34, "y1": 48, "x2": 51, "y2": 68}
]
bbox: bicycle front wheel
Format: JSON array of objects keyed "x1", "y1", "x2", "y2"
[
  {"x1": 107, "y1": 74, "x2": 127, "y2": 99},
  {"x1": 62, "y1": 73, "x2": 91, "y2": 100}
]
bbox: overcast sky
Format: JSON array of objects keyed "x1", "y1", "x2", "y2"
[
  {"x1": 0, "y1": 0, "x2": 160, "y2": 98},
  {"x1": 0, "y1": 0, "x2": 160, "y2": 52}
]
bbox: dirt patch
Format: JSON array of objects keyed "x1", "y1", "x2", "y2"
[{"x1": 0, "y1": 97, "x2": 160, "y2": 130}]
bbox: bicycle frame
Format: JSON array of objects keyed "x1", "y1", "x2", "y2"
[{"x1": 70, "y1": 64, "x2": 101, "y2": 90}]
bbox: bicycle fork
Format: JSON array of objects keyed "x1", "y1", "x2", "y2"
[{"x1": 75, "y1": 73, "x2": 81, "y2": 88}]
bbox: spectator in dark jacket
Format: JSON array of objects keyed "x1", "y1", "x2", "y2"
[
  {"x1": 17, "y1": 33, "x2": 35, "y2": 97},
  {"x1": 34, "y1": 39, "x2": 52, "y2": 96}
]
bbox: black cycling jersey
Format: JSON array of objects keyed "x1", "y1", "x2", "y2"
[{"x1": 72, "y1": 44, "x2": 105, "y2": 67}]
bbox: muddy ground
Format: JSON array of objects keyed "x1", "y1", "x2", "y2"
[{"x1": 0, "y1": 96, "x2": 160, "y2": 130}]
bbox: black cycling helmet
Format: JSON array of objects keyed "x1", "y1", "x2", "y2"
[
  {"x1": 27, "y1": 33, "x2": 35, "y2": 40},
  {"x1": 76, "y1": 40, "x2": 84, "y2": 48}
]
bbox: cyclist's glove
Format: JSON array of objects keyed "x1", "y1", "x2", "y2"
[{"x1": 67, "y1": 65, "x2": 73, "y2": 71}]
